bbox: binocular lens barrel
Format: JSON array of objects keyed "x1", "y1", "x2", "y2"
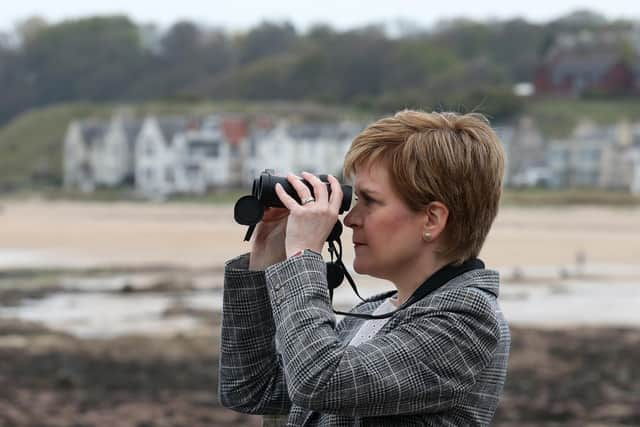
[{"x1": 256, "y1": 173, "x2": 351, "y2": 213}]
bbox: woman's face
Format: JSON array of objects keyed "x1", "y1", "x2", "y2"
[{"x1": 343, "y1": 161, "x2": 427, "y2": 282}]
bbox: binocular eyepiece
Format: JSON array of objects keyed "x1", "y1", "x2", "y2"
[{"x1": 234, "y1": 170, "x2": 353, "y2": 240}]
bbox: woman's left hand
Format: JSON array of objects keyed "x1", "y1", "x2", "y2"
[{"x1": 275, "y1": 172, "x2": 343, "y2": 258}]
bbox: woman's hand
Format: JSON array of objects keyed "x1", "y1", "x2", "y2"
[
  {"x1": 249, "y1": 207, "x2": 289, "y2": 270},
  {"x1": 275, "y1": 172, "x2": 343, "y2": 258}
]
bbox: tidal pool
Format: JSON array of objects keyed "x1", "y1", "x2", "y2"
[{"x1": 1, "y1": 263, "x2": 639, "y2": 338}]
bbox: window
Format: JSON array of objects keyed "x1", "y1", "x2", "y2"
[
  {"x1": 188, "y1": 139, "x2": 219, "y2": 158},
  {"x1": 145, "y1": 139, "x2": 155, "y2": 156},
  {"x1": 580, "y1": 148, "x2": 600, "y2": 163},
  {"x1": 186, "y1": 164, "x2": 200, "y2": 181},
  {"x1": 165, "y1": 167, "x2": 175, "y2": 184}
]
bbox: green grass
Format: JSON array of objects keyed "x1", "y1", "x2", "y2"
[
  {"x1": 5, "y1": 187, "x2": 638, "y2": 207},
  {"x1": 165, "y1": 189, "x2": 249, "y2": 204},
  {"x1": 523, "y1": 97, "x2": 640, "y2": 138},
  {"x1": 502, "y1": 188, "x2": 640, "y2": 207},
  {"x1": 1, "y1": 187, "x2": 249, "y2": 205},
  {"x1": 0, "y1": 103, "x2": 114, "y2": 191}
]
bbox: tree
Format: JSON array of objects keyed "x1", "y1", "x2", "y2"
[
  {"x1": 142, "y1": 21, "x2": 233, "y2": 98},
  {"x1": 161, "y1": 21, "x2": 200, "y2": 60},
  {"x1": 238, "y1": 21, "x2": 297, "y2": 64},
  {"x1": 0, "y1": 43, "x2": 37, "y2": 124},
  {"x1": 14, "y1": 16, "x2": 48, "y2": 46},
  {"x1": 23, "y1": 16, "x2": 145, "y2": 103}
]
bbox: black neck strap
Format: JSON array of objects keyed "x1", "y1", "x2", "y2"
[{"x1": 332, "y1": 257, "x2": 485, "y2": 320}]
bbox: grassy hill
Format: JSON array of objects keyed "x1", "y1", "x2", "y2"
[
  {"x1": 0, "y1": 100, "x2": 364, "y2": 192},
  {"x1": 526, "y1": 97, "x2": 640, "y2": 137},
  {"x1": 0, "y1": 103, "x2": 112, "y2": 191}
]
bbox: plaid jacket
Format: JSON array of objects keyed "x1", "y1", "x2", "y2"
[{"x1": 219, "y1": 251, "x2": 510, "y2": 426}]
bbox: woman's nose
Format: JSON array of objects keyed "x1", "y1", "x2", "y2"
[{"x1": 344, "y1": 206, "x2": 360, "y2": 229}]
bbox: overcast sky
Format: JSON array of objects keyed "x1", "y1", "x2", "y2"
[{"x1": 2, "y1": 0, "x2": 639, "y2": 32}]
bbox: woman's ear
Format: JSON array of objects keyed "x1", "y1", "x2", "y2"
[{"x1": 422, "y1": 201, "x2": 448, "y2": 242}]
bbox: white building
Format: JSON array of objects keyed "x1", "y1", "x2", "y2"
[
  {"x1": 134, "y1": 115, "x2": 241, "y2": 199},
  {"x1": 494, "y1": 125, "x2": 514, "y2": 187},
  {"x1": 631, "y1": 147, "x2": 640, "y2": 195},
  {"x1": 501, "y1": 117, "x2": 548, "y2": 187},
  {"x1": 63, "y1": 114, "x2": 142, "y2": 192},
  {"x1": 246, "y1": 120, "x2": 362, "y2": 183},
  {"x1": 63, "y1": 119, "x2": 107, "y2": 192},
  {"x1": 173, "y1": 116, "x2": 231, "y2": 194},
  {"x1": 94, "y1": 115, "x2": 142, "y2": 187},
  {"x1": 135, "y1": 116, "x2": 187, "y2": 199},
  {"x1": 547, "y1": 120, "x2": 640, "y2": 191}
]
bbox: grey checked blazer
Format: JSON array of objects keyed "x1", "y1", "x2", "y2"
[{"x1": 219, "y1": 251, "x2": 510, "y2": 426}]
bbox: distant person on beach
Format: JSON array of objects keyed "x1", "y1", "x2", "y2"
[{"x1": 219, "y1": 110, "x2": 511, "y2": 426}]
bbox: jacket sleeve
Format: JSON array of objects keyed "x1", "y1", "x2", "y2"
[
  {"x1": 264, "y1": 251, "x2": 500, "y2": 417},
  {"x1": 218, "y1": 253, "x2": 291, "y2": 415}
]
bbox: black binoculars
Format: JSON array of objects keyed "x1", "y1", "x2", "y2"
[{"x1": 234, "y1": 170, "x2": 353, "y2": 241}]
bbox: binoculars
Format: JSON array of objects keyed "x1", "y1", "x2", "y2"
[{"x1": 234, "y1": 170, "x2": 353, "y2": 241}]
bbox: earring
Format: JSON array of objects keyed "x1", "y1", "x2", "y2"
[{"x1": 423, "y1": 231, "x2": 432, "y2": 242}]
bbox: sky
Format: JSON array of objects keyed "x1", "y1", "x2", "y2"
[{"x1": 2, "y1": 0, "x2": 639, "y2": 32}]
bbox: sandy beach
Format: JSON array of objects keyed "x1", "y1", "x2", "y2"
[{"x1": 1, "y1": 200, "x2": 639, "y2": 270}]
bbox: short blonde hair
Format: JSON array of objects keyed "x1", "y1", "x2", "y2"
[{"x1": 343, "y1": 110, "x2": 505, "y2": 265}]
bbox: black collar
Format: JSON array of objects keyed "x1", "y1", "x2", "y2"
[{"x1": 334, "y1": 258, "x2": 485, "y2": 320}]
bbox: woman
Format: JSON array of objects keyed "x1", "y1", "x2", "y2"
[{"x1": 219, "y1": 110, "x2": 510, "y2": 426}]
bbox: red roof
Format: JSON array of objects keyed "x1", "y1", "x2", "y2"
[{"x1": 222, "y1": 119, "x2": 248, "y2": 146}]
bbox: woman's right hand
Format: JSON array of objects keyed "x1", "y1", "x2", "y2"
[{"x1": 249, "y1": 207, "x2": 289, "y2": 270}]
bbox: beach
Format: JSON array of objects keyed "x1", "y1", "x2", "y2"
[
  {"x1": 1, "y1": 200, "x2": 640, "y2": 426},
  {"x1": 1, "y1": 200, "x2": 640, "y2": 269}
]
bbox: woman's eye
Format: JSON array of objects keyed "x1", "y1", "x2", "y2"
[{"x1": 355, "y1": 195, "x2": 373, "y2": 205}]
